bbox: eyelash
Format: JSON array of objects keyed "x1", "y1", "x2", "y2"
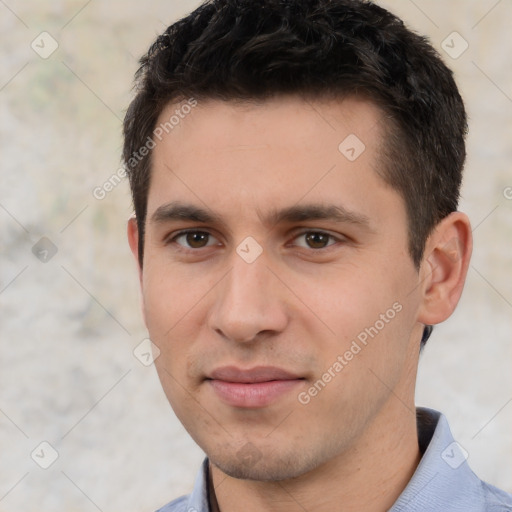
[{"x1": 167, "y1": 229, "x2": 343, "y2": 252}]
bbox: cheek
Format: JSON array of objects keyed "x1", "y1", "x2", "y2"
[
  {"x1": 144, "y1": 268, "x2": 205, "y2": 415},
  {"x1": 141, "y1": 258, "x2": 202, "y2": 335},
  {"x1": 303, "y1": 262, "x2": 416, "y2": 377},
  {"x1": 141, "y1": 261, "x2": 218, "y2": 378},
  {"x1": 297, "y1": 284, "x2": 415, "y2": 436},
  {"x1": 301, "y1": 267, "x2": 395, "y2": 338},
  {"x1": 141, "y1": 270, "x2": 194, "y2": 387}
]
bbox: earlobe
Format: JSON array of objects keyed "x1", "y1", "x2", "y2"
[{"x1": 417, "y1": 212, "x2": 473, "y2": 326}]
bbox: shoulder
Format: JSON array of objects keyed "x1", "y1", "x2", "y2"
[
  {"x1": 155, "y1": 494, "x2": 191, "y2": 512},
  {"x1": 480, "y1": 480, "x2": 512, "y2": 511},
  {"x1": 155, "y1": 458, "x2": 210, "y2": 512}
]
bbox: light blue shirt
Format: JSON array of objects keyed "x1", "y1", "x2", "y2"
[{"x1": 157, "y1": 408, "x2": 512, "y2": 511}]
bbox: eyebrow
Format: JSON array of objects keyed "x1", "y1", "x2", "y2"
[{"x1": 150, "y1": 201, "x2": 373, "y2": 231}]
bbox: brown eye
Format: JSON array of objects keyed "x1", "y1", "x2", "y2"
[
  {"x1": 172, "y1": 231, "x2": 218, "y2": 249},
  {"x1": 185, "y1": 232, "x2": 209, "y2": 248},
  {"x1": 293, "y1": 231, "x2": 337, "y2": 250},
  {"x1": 305, "y1": 232, "x2": 331, "y2": 249}
]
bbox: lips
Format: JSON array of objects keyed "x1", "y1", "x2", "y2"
[
  {"x1": 206, "y1": 366, "x2": 304, "y2": 408},
  {"x1": 209, "y1": 366, "x2": 302, "y2": 383}
]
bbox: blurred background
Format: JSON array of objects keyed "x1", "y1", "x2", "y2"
[{"x1": 1, "y1": 0, "x2": 511, "y2": 510}]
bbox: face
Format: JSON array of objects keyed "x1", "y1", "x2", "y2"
[{"x1": 133, "y1": 96, "x2": 425, "y2": 481}]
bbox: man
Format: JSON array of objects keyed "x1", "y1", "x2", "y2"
[{"x1": 123, "y1": 0, "x2": 512, "y2": 510}]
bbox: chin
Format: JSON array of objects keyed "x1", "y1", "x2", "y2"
[{"x1": 208, "y1": 443, "x2": 325, "y2": 482}]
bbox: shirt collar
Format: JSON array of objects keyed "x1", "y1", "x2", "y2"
[
  {"x1": 389, "y1": 407, "x2": 485, "y2": 511},
  {"x1": 184, "y1": 457, "x2": 210, "y2": 512}
]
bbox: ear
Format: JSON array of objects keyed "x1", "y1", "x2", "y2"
[
  {"x1": 127, "y1": 217, "x2": 143, "y2": 287},
  {"x1": 128, "y1": 217, "x2": 148, "y2": 326},
  {"x1": 416, "y1": 211, "x2": 472, "y2": 326}
]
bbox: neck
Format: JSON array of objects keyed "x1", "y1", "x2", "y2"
[{"x1": 209, "y1": 395, "x2": 421, "y2": 512}]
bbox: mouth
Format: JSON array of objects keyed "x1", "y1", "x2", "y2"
[{"x1": 206, "y1": 366, "x2": 305, "y2": 408}]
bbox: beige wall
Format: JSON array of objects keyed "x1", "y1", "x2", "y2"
[{"x1": 1, "y1": 1, "x2": 511, "y2": 510}]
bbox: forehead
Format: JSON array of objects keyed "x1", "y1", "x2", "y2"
[
  {"x1": 155, "y1": 95, "x2": 384, "y2": 156},
  {"x1": 147, "y1": 96, "x2": 401, "y2": 228}
]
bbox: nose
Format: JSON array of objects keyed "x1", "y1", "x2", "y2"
[{"x1": 208, "y1": 250, "x2": 289, "y2": 344}]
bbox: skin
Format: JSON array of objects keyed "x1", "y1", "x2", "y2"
[{"x1": 128, "y1": 96, "x2": 472, "y2": 512}]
